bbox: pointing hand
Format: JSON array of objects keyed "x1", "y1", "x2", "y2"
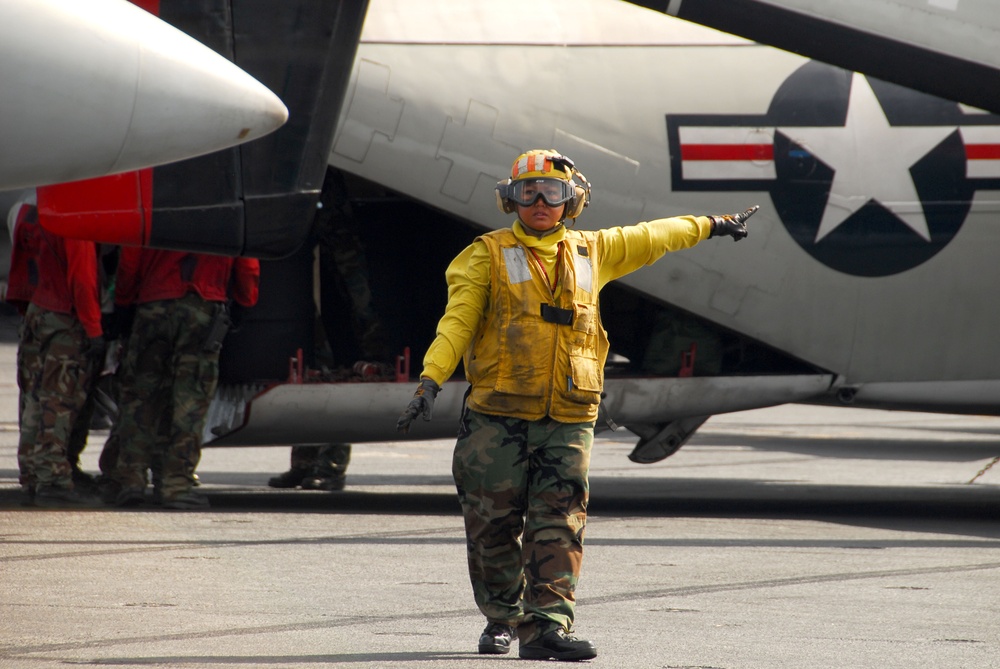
[{"x1": 709, "y1": 205, "x2": 759, "y2": 241}]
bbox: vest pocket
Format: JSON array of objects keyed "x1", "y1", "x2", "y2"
[
  {"x1": 572, "y1": 302, "x2": 596, "y2": 336},
  {"x1": 565, "y1": 301, "x2": 605, "y2": 402},
  {"x1": 568, "y1": 352, "x2": 602, "y2": 396}
]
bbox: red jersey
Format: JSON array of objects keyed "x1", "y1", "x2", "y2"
[
  {"x1": 5, "y1": 203, "x2": 43, "y2": 314},
  {"x1": 115, "y1": 248, "x2": 260, "y2": 308},
  {"x1": 28, "y1": 226, "x2": 102, "y2": 338}
]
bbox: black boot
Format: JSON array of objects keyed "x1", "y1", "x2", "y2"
[
  {"x1": 71, "y1": 467, "x2": 99, "y2": 494},
  {"x1": 478, "y1": 622, "x2": 517, "y2": 655},
  {"x1": 519, "y1": 628, "x2": 596, "y2": 661},
  {"x1": 267, "y1": 467, "x2": 310, "y2": 489},
  {"x1": 301, "y1": 473, "x2": 346, "y2": 491},
  {"x1": 35, "y1": 485, "x2": 101, "y2": 508}
]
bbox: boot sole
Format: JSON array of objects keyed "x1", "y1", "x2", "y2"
[
  {"x1": 478, "y1": 643, "x2": 510, "y2": 655},
  {"x1": 519, "y1": 647, "x2": 597, "y2": 661}
]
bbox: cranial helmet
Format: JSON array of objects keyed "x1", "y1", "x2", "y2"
[{"x1": 495, "y1": 149, "x2": 591, "y2": 221}]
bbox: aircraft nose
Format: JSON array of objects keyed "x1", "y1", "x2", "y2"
[
  {"x1": 122, "y1": 45, "x2": 290, "y2": 157},
  {"x1": 243, "y1": 88, "x2": 291, "y2": 141},
  {"x1": 116, "y1": 5, "x2": 290, "y2": 169},
  {"x1": 0, "y1": 0, "x2": 289, "y2": 190}
]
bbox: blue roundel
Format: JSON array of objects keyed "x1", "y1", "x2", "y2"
[{"x1": 768, "y1": 62, "x2": 972, "y2": 277}]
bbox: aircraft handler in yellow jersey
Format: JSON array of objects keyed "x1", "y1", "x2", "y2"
[{"x1": 398, "y1": 149, "x2": 757, "y2": 661}]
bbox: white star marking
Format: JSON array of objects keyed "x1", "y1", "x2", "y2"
[{"x1": 780, "y1": 74, "x2": 956, "y2": 243}]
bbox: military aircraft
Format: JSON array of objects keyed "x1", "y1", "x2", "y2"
[
  {"x1": 191, "y1": 0, "x2": 1000, "y2": 464},
  {"x1": 21, "y1": 0, "x2": 1000, "y2": 464}
]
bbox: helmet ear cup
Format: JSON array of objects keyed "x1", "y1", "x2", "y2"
[
  {"x1": 563, "y1": 168, "x2": 591, "y2": 219},
  {"x1": 495, "y1": 179, "x2": 517, "y2": 214},
  {"x1": 564, "y1": 184, "x2": 588, "y2": 220}
]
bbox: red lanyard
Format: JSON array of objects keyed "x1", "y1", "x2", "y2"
[{"x1": 528, "y1": 242, "x2": 562, "y2": 294}]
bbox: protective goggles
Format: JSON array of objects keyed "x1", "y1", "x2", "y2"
[{"x1": 506, "y1": 178, "x2": 575, "y2": 208}]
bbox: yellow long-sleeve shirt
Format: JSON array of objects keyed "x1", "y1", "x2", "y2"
[{"x1": 420, "y1": 215, "x2": 712, "y2": 386}]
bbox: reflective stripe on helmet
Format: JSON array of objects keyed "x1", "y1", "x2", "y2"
[
  {"x1": 511, "y1": 149, "x2": 570, "y2": 181},
  {"x1": 513, "y1": 153, "x2": 551, "y2": 179}
]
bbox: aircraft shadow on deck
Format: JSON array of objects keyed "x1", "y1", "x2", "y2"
[{"x1": 2, "y1": 471, "x2": 998, "y2": 530}]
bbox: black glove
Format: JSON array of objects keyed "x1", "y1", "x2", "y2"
[
  {"x1": 84, "y1": 336, "x2": 107, "y2": 371},
  {"x1": 396, "y1": 378, "x2": 441, "y2": 433},
  {"x1": 709, "y1": 205, "x2": 759, "y2": 241}
]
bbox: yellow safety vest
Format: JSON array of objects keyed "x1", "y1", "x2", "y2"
[{"x1": 464, "y1": 227, "x2": 609, "y2": 423}]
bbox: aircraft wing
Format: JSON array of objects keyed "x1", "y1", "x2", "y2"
[{"x1": 630, "y1": 0, "x2": 1000, "y2": 115}]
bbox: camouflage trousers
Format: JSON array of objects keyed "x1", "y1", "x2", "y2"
[
  {"x1": 452, "y1": 407, "x2": 594, "y2": 644},
  {"x1": 112, "y1": 295, "x2": 221, "y2": 498},
  {"x1": 17, "y1": 304, "x2": 94, "y2": 489}
]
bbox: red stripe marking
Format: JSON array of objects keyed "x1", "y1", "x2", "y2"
[
  {"x1": 129, "y1": 0, "x2": 160, "y2": 15},
  {"x1": 966, "y1": 144, "x2": 1000, "y2": 160},
  {"x1": 682, "y1": 144, "x2": 774, "y2": 161}
]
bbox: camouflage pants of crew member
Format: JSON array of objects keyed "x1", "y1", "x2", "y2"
[
  {"x1": 452, "y1": 406, "x2": 594, "y2": 645},
  {"x1": 66, "y1": 383, "x2": 98, "y2": 470},
  {"x1": 17, "y1": 304, "x2": 94, "y2": 490},
  {"x1": 113, "y1": 294, "x2": 221, "y2": 500}
]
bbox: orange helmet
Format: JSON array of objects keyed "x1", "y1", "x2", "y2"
[{"x1": 495, "y1": 149, "x2": 591, "y2": 221}]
